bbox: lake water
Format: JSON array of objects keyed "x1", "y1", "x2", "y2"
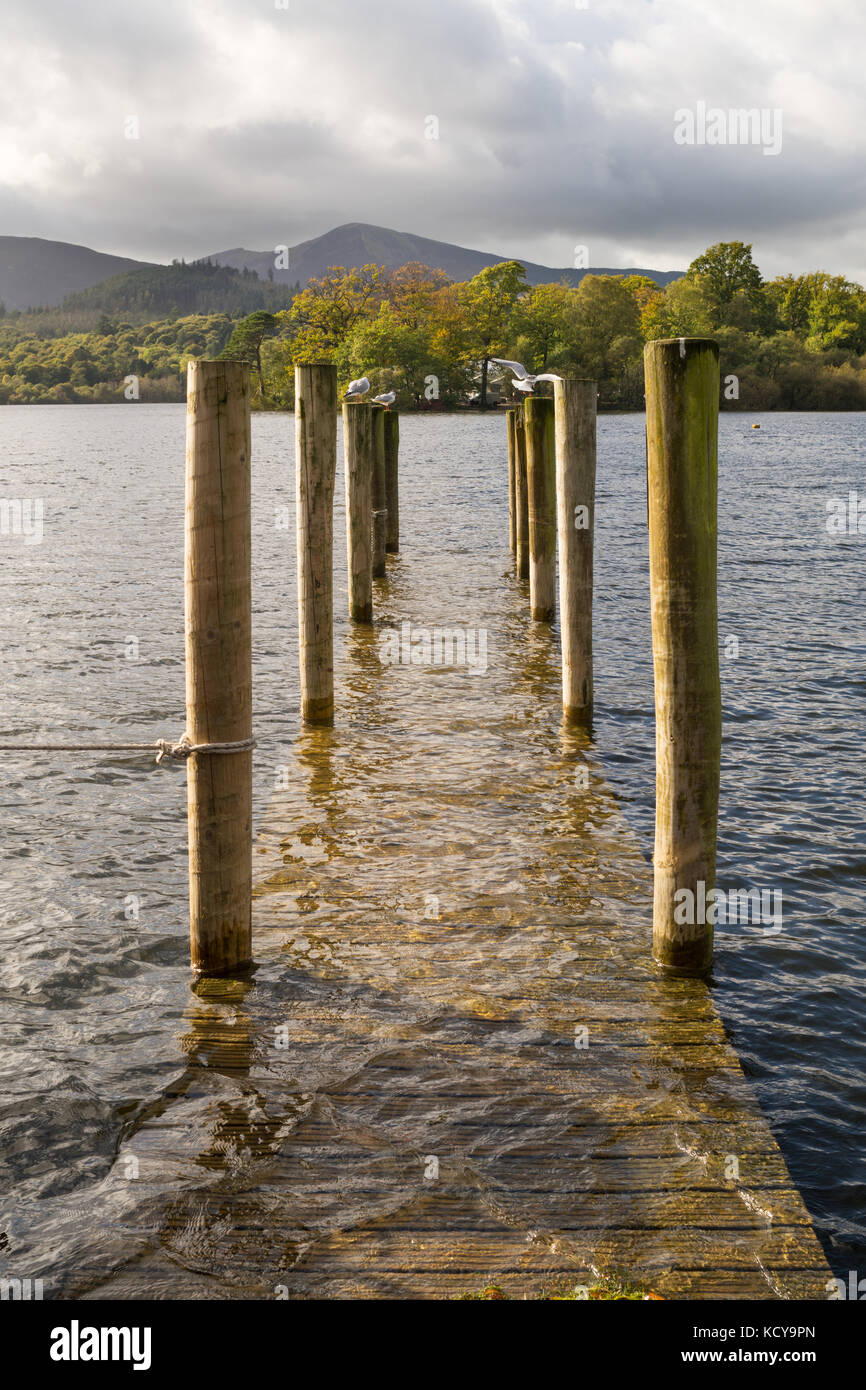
[{"x1": 0, "y1": 404, "x2": 863, "y2": 1294}]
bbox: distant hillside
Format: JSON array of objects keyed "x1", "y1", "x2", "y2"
[
  {"x1": 204, "y1": 222, "x2": 684, "y2": 290},
  {"x1": 0, "y1": 236, "x2": 151, "y2": 311},
  {"x1": 0, "y1": 224, "x2": 683, "y2": 318},
  {"x1": 58, "y1": 260, "x2": 291, "y2": 322}
]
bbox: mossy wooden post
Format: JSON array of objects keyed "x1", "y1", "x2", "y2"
[
  {"x1": 515, "y1": 405, "x2": 529, "y2": 580},
  {"x1": 384, "y1": 411, "x2": 400, "y2": 553},
  {"x1": 506, "y1": 408, "x2": 517, "y2": 554},
  {"x1": 371, "y1": 406, "x2": 387, "y2": 578},
  {"x1": 343, "y1": 401, "x2": 373, "y2": 622},
  {"x1": 185, "y1": 360, "x2": 252, "y2": 975},
  {"x1": 645, "y1": 338, "x2": 721, "y2": 975},
  {"x1": 295, "y1": 363, "x2": 337, "y2": 725},
  {"x1": 524, "y1": 395, "x2": 557, "y2": 621},
  {"x1": 554, "y1": 379, "x2": 596, "y2": 723}
]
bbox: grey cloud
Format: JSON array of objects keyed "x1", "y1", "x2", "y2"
[{"x1": 0, "y1": 0, "x2": 863, "y2": 282}]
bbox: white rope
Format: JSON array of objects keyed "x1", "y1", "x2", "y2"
[
  {"x1": 0, "y1": 734, "x2": 256, "y2": 765},
  {"x1": 155, "y1": 735, "x2": 257, "y2": 764}
]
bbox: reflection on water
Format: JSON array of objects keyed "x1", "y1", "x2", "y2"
[{"x1": 0, "y1": 405, "x2": 862, "y2": 1297}]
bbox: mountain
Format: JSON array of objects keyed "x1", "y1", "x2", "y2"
[
  {"x1": 0, "y1": 223, "x2": 683, "y2": 316},
  {"x1": 0, "y1": 236, "x2": 152, "y2": 311},
  {"x1": 203, "y1": 222, "x2": 684, "y2": 290}
]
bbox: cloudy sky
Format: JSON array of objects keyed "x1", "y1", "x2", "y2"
[{"x1": 1, "y1": 0, "x2": 864, "y2": 281}]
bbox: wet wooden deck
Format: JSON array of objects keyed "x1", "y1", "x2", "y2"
[
  {"x1": 247, "y1": 790, "x2": 830, "y2": 1299},
  {"x1": 72, "y1": 702, "x2": 832, "y2": 1302},
  {"x1": 49, "y1": 493, "x2": 831, "y2": 1304}
]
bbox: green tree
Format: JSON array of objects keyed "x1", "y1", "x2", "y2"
[
  {"x1": 567, "y1": 275, "x2": 641, "y2": 378},
  {"x1": 457, "y1": 260, "x2": 528, "y2": 406},
  {"x1": 219, "y1": 310, "x2": 278, "y2": 399},
  {"x1": 641, "y1": 277, "x2": 714, "y2": 339},
  {"x1": 339, "y1": 302, "x2": 432, "y2": 404},
  {"x1": 766, "y1": 273, "x2": 822, "y2": 335},
  {"x1": 805, "y1": 276, "x2": 866, "y2": 353},
  {"x1": 687, "y1": 242, "x2": 764, "y2": 326},
  {"x1": 515, "y1": 283, "x2": 572, "y2": 371}
]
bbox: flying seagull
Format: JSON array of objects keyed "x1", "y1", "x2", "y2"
[
  {"x1": 491, "y1": 358, "x2": 562, "y2": 395},
  {"x1": 372, "y1": 391, "x2": 397, "y2": 410},
  {"x1": 345, "y1": 376, "x2": 370, "y2": 400}
]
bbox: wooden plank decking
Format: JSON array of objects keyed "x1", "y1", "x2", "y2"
[
  {"x1": 245, "y1": 779, "x2": 830, "y2": 1300},
  {"x1": 53, "y1": 510, "x2": 832, "y2": 1303},
  {"x1": 67, "y1": 687, "x2": 831, "y2": 1301}
]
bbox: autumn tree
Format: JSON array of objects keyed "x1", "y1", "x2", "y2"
[
  {"x1": 621, "y1": 275, "x2": 665, "y2": 320},
  {"x1": 285, "y1": 264, "x2": 384, "y2": 361},
  {"x1": 425, "y1": 283, "x2": 474, "y2": 404},
  {"x1": 383, "y1": 262, "x2": 452, "y2": 329}
]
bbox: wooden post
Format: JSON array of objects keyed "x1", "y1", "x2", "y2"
[
  {"x1": 645, "y1": 337, "x2": 721, "y2": 975},
  {"x1": 295, "y1": 363, "x2": 337, "y2": 725},
  {"x1": 523, "y1": 395, "x2": 557, "y2": 621},
  {"x1": 554, "y1": 379, "x2": 596, "y2": 724},
  {"x1": 185, "y1": 360, "x2": 252, "y2": 975},
  {"x1": 515, "y1": 405, "x2": 529, "y2": 580},
  {"x1": 384, "y1": 411, "x2": 400, "y2": 553},
  {"x1": 371, "y1": 406, "x2": 387, "y2": 578},
  {"x1": 506, "y1": 408, "x2": 517, "y2": 554},
  {"x1": 343, "y1": 401, "x2": 373, "y2": 622}
]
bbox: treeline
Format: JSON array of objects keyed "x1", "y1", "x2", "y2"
[
  {"x1": 2, "y1": 242, "x2": 866, "y2": 409},
  {"x1": 0, "y1": 314, "x2": 236, "y2": 402}
]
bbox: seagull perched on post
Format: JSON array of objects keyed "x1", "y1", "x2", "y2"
[
  {"x1": 345, "y1": 376, "x2": 370, "y2": 400},
  {"x1": 372, "y1": 391, "x2": 396, "y2": 410},
  {"x1": 491, "y1": 359, "x2": 562, "y2": 395}
]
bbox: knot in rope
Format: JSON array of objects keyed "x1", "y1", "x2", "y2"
[{"x1": 154, "y1": 734, "x2": 256, "y2": 764}]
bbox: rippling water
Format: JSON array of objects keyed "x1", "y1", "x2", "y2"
[{"x1": 0, "y1": 404, "x2": 863, "y2": 1294}]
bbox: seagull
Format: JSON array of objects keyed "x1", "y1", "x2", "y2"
[
  {"x1": 490, "y1": 358, "x2": 562, "y2": 395},
  {"x1": 372, "y1": 391, "x2": 397, "y2": 410},
  {"x1": 345, "y1": 376, "x2": 370, "y2": 400}
]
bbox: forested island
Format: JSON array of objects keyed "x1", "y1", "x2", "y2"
[{"x1": 1, "y1": 241, "x2": 865, "y2": 410}]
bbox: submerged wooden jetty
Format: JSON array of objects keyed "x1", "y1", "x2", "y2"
[
  {"x1": 59, "y1": 353, "x2": 831, "y2": 1299},
  {"x1": 5, "y1": 348, "x2": 830, "y2": 1300},
  {"x1": 247, "y1": 741, "x2": 830, "y2": 1300},
  {"x1": 69, "y1": 631, "x2": 830, "y2": 1301}
]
